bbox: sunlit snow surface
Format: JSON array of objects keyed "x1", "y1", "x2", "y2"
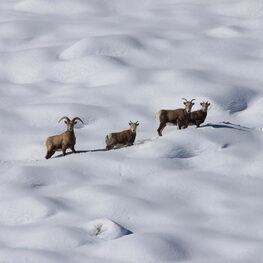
[{"x1": 0, "y1": 0, "x2": 263, "y2": 262}]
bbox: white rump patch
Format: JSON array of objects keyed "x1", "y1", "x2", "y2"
[{"x1": 155, "y1": 111, "x2": 162, "y2": 124}]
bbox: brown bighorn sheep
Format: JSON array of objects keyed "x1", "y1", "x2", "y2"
[
  {"x1": 189, "y1": 101, "x2": 210, "y2": 127},
  {"x1": 156, "y1": 98, "x2": 195, "y2": 136},
  {"x1": 105, "y1": 121, "x2": 139, "y2": 150},
  {"x1": 45, "y1": 116, "x2": 84, "y2": 159}
]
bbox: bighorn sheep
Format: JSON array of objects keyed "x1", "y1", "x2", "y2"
[
  {"x1": 156, "y1": 98, "x2": 195, "y2": 136},
  {"x1": 45, "y1": 116, "x2": 84, "y2": 159},
  {"x1": 105, "y1": 121, "x2": 139, "y2": 150},
  {"x1": 189, "y1": 101, "x2": 210, "y2": 127}
]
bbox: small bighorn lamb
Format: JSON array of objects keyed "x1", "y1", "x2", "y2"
[
  {"x1": 45, "y1": 116, "x2": 84, "y2": 159},
  {"x1": 105, "y1": 121, "x2": 139, "y2": 150},
  {"x1": 189, "y1": 101, "x2": 210, "y2": 127},
  {"x1": 156, "y1": 98, "x2": 195, "y2": 136}
]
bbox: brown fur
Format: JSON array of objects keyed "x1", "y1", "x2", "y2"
[
  {"x1": 189, "y1": 101, "x2": 210, "y2": 127},
  {"x1": 105, "y1": 121, "x2": 139, "y2": 150},
  {"x1": 45, "y1": 116, "x2": 83, "y2": 159},
  {"x1": 156, "y1": 98, "x2": 195, "y2": 136}
]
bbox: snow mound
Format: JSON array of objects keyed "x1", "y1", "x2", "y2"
[
  {"x1": 238, "y1": 97, "x2": 263, "y2": 126},
  {"x1": 15, "y1": 0, "x2": 94, "y2": 15},
  {"x1": 5, "y1": 226, "x2": 89, "y2": 251},
  {"x1": 0, "y1": 197, "x2": 54, "y2": 226},
  {"x1": 214, "y1": 86, "x2": 256, "y2": 115},
  {"x1": 0, "y1": 21, "x2": 38, "y2": 43},
  {"x1": 0, "y1": 248, "x2": 63, "y2": 263},
  {"x1": 60, "y1": 36, "x2": 143, "y2": 60},
  {"x1": 15, "y1": 0, "x2": 159, "y2": 17},
  {"x1": 89, "y1": 233, "x2": 187, "y2": 262},
  {"x1": 207, "y1": 26, "x2": 240, "y2": 38},
  {"x1": 85, "y1": 218, "x2": 132, "y2": 241},
  {"x1": 2, "y1": 49, "x2": 51, "y2": 84},
  {"x1": 3, "y1": 164, "x2": 87, "y2": 192},
  {"x1": 135, "y1": 131, "x2": 214, "y2": 160},
  {"x1": 50, "y1": 56, "x2": 125, "y2": 84},
  {"x1": 212, "y1": 0, "x2": 263, "y2": 18},
  {"x1": 3, "y1": 165, "x2": 52, "y2": 189},
  {"x1": 13, "y1": 103, "x2": 101, "y2": 128}
]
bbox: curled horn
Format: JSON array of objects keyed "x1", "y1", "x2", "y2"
[
  {"x1": 72, "y1": 117, "x2": 84, "y2": 124},
  {"x1": 190, "y1": 98, "x2": 196, "y2": 103},
  {"x1": 182, "y1": 98, "x2": 188, "y2": 102},
  {"x1": 135, "y1": 121, "x2": 139, "y2": 125},
  {"x1": 58, "y1": 116, "x2": 70, "y2": 123}
]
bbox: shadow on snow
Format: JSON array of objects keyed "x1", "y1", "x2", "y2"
[
  {"x1": 54, "y1": 148, "x2": 107, "y2": 158},
  {"x1": 201, "y1": 121, "x2": 251, "y2": 131}
]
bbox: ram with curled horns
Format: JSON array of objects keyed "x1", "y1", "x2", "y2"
[{"x1": 45, "y1": 116, "x2": 84, "y2": 159}]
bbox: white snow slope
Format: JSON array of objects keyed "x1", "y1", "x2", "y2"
[{"x1": 0, "y1": 0, "x2": 263, "y2": 262}]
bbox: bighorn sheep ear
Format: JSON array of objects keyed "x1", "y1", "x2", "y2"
[
  {"x1": 135, "y1": 121, "x2": 139, "y2": 126},
  {"x1": 129, "y1": 121, "x2": 132, "y2": 125},
  {"x1": 200, "y1": 102, "x2": 203, "y2": 106}
]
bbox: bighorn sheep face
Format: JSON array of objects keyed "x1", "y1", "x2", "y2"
[
  {"x1": 59, "y1": 116, "x2": 83, "y2": 132},
  {"x1": 156, "y1": 98, "x2": 195, "y2": 136},
  {"x1": 105, "y1": 121, "x2": 139, "y2": 150},
  {"x1": 188, "y1": 101, "x2": 210, "y2": 128},
  {"x1": 200, "y1": 101, "x2": 210, "y2": 112},
  {"x1": 182, "y1": 98, "x2": 195, "y2": 113},
  {"x1": 129, "y1": 121, "x2": 139, "y2": 132},
  {"x1": 45, "y1": 116, "x2": 84, "y2": 159}
]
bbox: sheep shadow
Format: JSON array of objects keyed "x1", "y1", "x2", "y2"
[
  {"x1": 53, "y1": 148, "x2": 107, "y2": 158},
  {"x1": 201, "y1": 121, "x2": 251, "y2": 131}
]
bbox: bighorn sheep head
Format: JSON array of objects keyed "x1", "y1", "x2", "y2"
[
  {"x1": 182, "y1": 98, "x2": 195, "y2": 113},
  {"x1": 58, "y1": 116, "x2": 84, "y2": 131},
  {"x1": 129, "y1": 121, "x2": 139, "y2": 133},
  {"x1": 200, "y1": 101, "x2": 210, "y2": 112}
]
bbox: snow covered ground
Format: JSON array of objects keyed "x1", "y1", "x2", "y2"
[{"x1": 0, "y1": 0, "x2": 263, "y2": 262}]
